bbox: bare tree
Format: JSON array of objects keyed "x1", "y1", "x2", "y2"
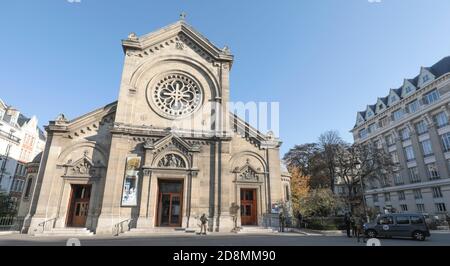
[
  {"x1": 334, "y1": 143, "x2": 395, "y2": 213},
  {"x1": 318, "y1": 130, "x2": 344, "y2": 192}
]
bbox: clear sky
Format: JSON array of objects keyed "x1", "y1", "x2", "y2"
[{"x1": 1, "y1": 0, "x2": 450, "y2": 156}]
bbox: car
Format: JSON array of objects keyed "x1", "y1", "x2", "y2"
[{"x1": 363, "y1": 213, "x2": 431, "y2": 241}]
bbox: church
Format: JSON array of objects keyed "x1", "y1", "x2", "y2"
[{"x1": 22, "y1": 17, "x2": 291, "y2": 235}]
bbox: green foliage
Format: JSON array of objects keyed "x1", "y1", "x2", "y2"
[
  {"x1": 298, "y1": 188, "x2": 344, "y2": 217},
  {"x1": 0, "y1": 192, "x2": 17, "y2": 217},
  {"x1": 304, "y1": 217, "x2": 345, "y2": 230}
]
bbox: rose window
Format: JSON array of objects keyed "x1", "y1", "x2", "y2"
[{"x1": 152, "y1": 74, "x2": 202, "y2": 118}]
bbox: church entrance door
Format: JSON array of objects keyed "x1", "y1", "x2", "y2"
[
  {"x1": 157, "y1": 180, "x2": 183, "y2": 227},
  {"x1": 240, "y1": 188, "x2": 257, "y2": 226},
  {"x1": 66, "y1": 185, "x2": 91, "y2": 227}
]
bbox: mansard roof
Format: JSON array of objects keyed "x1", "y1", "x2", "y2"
[{"x1": 354, "y1": 56, "x2": 450, "y2": 127}]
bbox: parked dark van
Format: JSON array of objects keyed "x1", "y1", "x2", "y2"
[{"x1": 364, "y1": 213, "x2": 430, "y2": 241}]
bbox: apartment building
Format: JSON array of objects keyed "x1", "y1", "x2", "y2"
[
  {"x1": 351, "y1": 57, "x2": 450, "y2": 218},
  {"x1": 0, "y1": 99, "x2": 46, "y2": 206}
]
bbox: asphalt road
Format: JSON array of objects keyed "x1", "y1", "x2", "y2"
[{"x1": 1, "y1": 231, "x2": 450, "y2": 246}]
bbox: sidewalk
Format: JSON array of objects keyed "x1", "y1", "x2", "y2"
[{"x1": 0, "y1": 231, "x2": 20, "y2": 236}]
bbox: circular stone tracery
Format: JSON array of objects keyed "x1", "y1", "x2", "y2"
[{"x1": 151, "y1": 74, "x2": 203, "y2": 118}]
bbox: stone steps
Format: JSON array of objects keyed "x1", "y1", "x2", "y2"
[
  {"x1": 237, "y1": 227, "x2": 278, "y2": 234},
  {"x1": 122, "y1": 227, "x2": 197, "y2": 236},
  {"x1": 34, "y1": 228, "x2": 94, "y2": 237}
]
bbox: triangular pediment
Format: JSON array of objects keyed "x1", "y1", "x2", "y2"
[
  {"x1": 64, "y1": 155, "x2": 104, "y2": 178},
  {"x1": 148, "y1": 133, "x2": 200, "y2": 154},
  {"x1": 122, "y1": 20, "x2": 233, "y2": 64}
]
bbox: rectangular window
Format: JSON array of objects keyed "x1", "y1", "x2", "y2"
[
  {"x1": 432, "y1": 187, "x2": 443, "y2": 198},
  {"x1": 396, "y1": 216, "x2": 410, "y2": 224},
  {"x1": 379, "y1": 116, "x2": 389, "y2": 128},
  {"x1": 401, "y1": 127, "x2": 410, "y2": 141},
  {"x1": 435, "y1": 203, "x2": 447, "y2": 212},
  {"x1": 409, "y1": 167, "x2": 421, "y2": 183},
  {"x1": 407, "y1": 100, "x2": 420, "y2": 113},
  {"x1": 394, "y1": 173, "x2": 404, "y2": 185},
  {"x1": 421, "y1": 139, "x2": 433, "y2": 157},
  {"x1": 416, "y1": 204, "x2": 426, "y2": 213},
  {"x1": 441, "y1": 132, "x2": 450, "y2": 152},
  {"x1": 390, "y1": 152, "x2": 399, "y2": 164},
  {"x1": 400, "y1": 204, "x2": 408, "y2": 212},
  {"x1": 385, "y1": 134, "x2": 396, "y2": 146},
  {"x1": 368, "y1": 123, "x2": 377, "y2": 134},
  {"x1": 359, "y1": 128, "x2": 368, "y2": 139},
  {"x1": 413, "y1": 189, "x2": 423, "y2": 199},
  {"x1": 404, "y1": 146, "x2": 415, "y2": 161},
  {"x1": 427, "y1": 163, "x2": 440, "y2": 180},
  {"x1": 435, "y1": 112, "x2": 448, "y2": 128},
  {"x1": 424, "y1": 89, "x2": 440, "y2": 104},
  {"x1": 393, "y1": 109, "x2": 405, "y2": 121},
  {"x1": 415, "y1": 120, "x2": 429, "y2": 135},
  {"x1": 384, "y1": 192, "x2": 391, "y2": 202},
  {"x1": 398, "y1": 191, "x2": 406, "y2": 201}
]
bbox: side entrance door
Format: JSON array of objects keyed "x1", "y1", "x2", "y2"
[
  {"x1": 67, "y1": 185, "x2": 91, "y2": 227},
  {"x1": 240, "y1": 189, "x2": 257, "y2": 226}
]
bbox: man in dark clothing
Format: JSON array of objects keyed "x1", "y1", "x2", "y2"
[
  {"x1": 200, "y1": 214, "x2": 208, "y2": 235},
  {"x1": 279, "y1": 212, "x2": 286, "y2": 232},
  {"x1": 356, "y1": 215, "x2": 367, "y2": 243},
  {"x1": 297, "y1": 211, "x2": 303, "y2": 229},
  {"x1": 344, "y1": 213, "x2": 351, "y2": 237}
]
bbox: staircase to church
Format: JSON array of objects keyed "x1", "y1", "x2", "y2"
[
  {"x1": 33, "y1": 228, "x2": 94, "y2": 237},
  {"x1": 236, "y1": 226, "x2": 278, "y2": 234},
  {"x1": 122, "y1": 227, "x2": 197, "y2": 236}
]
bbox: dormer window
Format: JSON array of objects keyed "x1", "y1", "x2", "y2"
[
  {"x1": 390, "y1": 95, "x2": 397, "y2": 104},
  {"x1": 367, "y1": 110, "x2": 373, "y2": 118},
  {"x1": 357, "y1": 116, "x2": 364, "y2": 124},
  {"x1": 405, "y1": 86, "x2": 412, "y2": 94},
  {"x1": 423, "y1": 75, "x2": 429, "y2": 83}
]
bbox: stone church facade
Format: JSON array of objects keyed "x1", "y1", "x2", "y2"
[{"x1": 23, "y1": 19, "x2": 290, "y2": 235}]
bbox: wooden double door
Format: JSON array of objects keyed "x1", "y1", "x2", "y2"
[
  {"x1": 67, "y1": 185, "x2": 91, "y2": 227},
  {"x1": 241, "y1": 188, "x2": 257, "y2": 226},
  {"x1": 157, "y1": 180, "x2": 184, "y2": 227}
]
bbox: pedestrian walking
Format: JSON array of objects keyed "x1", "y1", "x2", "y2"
[
  {"x1": 344, "y1": 213, "x2": 351, "y2": 238},
  {"x1": 199, "y1": 213, "x2": 208, "y2": 235}
]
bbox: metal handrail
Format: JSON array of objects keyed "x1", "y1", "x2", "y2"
[
  {"x1": 114, "y1": 218, "x2": 133, "y2": 236},
  {"x1": 37, "y1": 217, "x2": 57, "y2": 233}
]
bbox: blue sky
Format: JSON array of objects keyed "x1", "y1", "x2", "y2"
[{"x1": 1, "y1": 0, "x2": 450, "y2": 156}]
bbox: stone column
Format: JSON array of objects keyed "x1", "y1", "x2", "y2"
[{"x1": 136, "y1": 169, "x2": 152, "y2": 228}]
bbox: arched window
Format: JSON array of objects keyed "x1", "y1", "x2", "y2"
[{"x1": 24, "y1": 177, "x2": 33, "y2": 198}]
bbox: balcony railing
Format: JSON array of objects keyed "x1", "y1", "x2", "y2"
[{"x1": 0, "y1": 129, "x2": 20, "y2": 143}]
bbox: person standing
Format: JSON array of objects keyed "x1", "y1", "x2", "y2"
[
  {"x1": 279, "y1": 211, "x2": 286, "y2": 232},
  {"x1": 344, "y1": 213, "x2": 351, "y2": 238},
  {"x1": 356, "y1": 214, "x2": 366, "y2": 243},
  {"x1": 297, "y1": 211, "x2": 303, "y2": 229},
  {"x1": 200, "y1": 213, "x2": 208, "y2": 235},
  {"x1": 350, "y1": 214, "x2": 357, "y2": 237}
]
